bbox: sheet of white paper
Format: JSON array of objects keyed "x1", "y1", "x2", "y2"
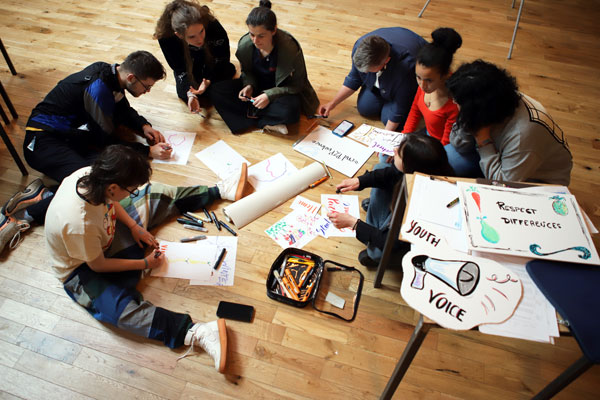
[
  {"x1": 477, "y1": 252, "x2": 559, "y2": 343},
  {"x1": 290, "y1": 195, "x2": 321, "y2": 215},
  {"x1": 403, "y1": 174, "x2": 468, "y2": 253},
  {"x1": 151, "y1": 241, "x2": 214, "y2": 280},
  {"x1": 293, "y1": 125, "x2": 374, "y2": 177},
  {"x1": 320, "y1": 194, "x2": 360, "y2": 237},
  {"x1": 189, "y1": 236, "x2": 238, "y2": 286},
  {"x1": 152, "y1": 237, "x2": 237, "y2": 286},
  {"x1": 248, "y1": 153, "x2": 298, "y2": 191},
  {"x1": 195, "y1": 140, "x2": 250, "y2": 179},
  {"x1": 265, "y1": 209, "x2": 320, "y2": 249},
  {"x1": 458, "y1": 182, "x2": 600, "y2": 264},
  {"x1": 152, "y1": 130, "x2": 196, "y2": 165},
  {"x1": 348, "y1": 124, "x2": 406, "y2": 155}
]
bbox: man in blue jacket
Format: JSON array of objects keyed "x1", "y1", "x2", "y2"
[
  {"x1": 2, "y1": 51, "x2": 172, "y2": 232},
  {"x1": 318, "y1": 28, "x2": 426, "y2": 132}
]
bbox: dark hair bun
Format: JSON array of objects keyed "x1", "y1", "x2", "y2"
[
  {"x1": 259, "y1": 0, "x2": 272, "y2": 8},
  {"x1": 431, "y1": 27, "x2": 462, "y2": 54}
]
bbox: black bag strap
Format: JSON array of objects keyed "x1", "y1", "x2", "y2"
[{"x1": 312, "y1": 260, "x2": 364, "y2": 322}]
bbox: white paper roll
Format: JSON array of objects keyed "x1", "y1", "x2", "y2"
[{"x1": 223, "y1": 162, "x2": 326, "y2": 228}]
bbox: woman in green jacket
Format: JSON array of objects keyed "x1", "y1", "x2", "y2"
[{"x1": 210, "y1": 0, "x2": 319, "y2": 134}]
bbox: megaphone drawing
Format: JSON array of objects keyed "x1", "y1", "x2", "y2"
[{"x1": 410, "y1": 255, "x2": 480, "y2": 296}]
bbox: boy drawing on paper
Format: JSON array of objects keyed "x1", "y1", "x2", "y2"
[
  {"x1": 328, "y1": 134, "x2": 454, "y2": 267},
  {"x1": 43, "y1": 145, "x2": 249, "y2": 372}
]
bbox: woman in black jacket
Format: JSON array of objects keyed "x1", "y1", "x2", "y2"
[{"x1": 154, "y1": 0, "x2": 235, "y2": 113}]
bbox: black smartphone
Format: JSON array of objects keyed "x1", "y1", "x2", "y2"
[
  {"x1": 216, "y1": 301, "x2": 255, "y2": 323},
  {"x1": 332, "y1": 120, "x2": 354, "y2": 137}
]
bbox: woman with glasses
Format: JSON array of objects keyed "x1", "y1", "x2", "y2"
[
  {"x1": 155, "y1": 0, "x2": 236, "y2": 114},
  {"x1": 210, "y1": 0, "x2": 319, "y2": 134},
  {"x1": 44, "y1": 144, "x2": 250, "y2": 370}
]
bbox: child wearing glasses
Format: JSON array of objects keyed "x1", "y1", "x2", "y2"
[{"x1": 43, "y1": 144, "x2": 248, "y2": 370}]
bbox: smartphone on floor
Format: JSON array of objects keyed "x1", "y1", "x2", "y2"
[
  {"x1": 216, "y1": 301, "x2": 255, "y2": 323},
  {"x1": 332, "y1": 120, "x2": 354, "y2": 137}
]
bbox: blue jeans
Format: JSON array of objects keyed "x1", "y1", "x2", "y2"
[
  {"x1": 365, "y1": 161, "x2": 394, "y2": 261},
  {"x1": 444, "y1": 143, "x2": 483, "y2": 178},
  {"x1": 357, "y1": 86, "x2": 404, "y2": 128}
]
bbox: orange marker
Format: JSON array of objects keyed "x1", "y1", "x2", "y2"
[
  {"x1": 309, "y1": 176, "x2": 328, "y2": 188},
  {"x1": 298, "y1": 264, "x2": 313, "y2": 287},
  {"x1": 281, "y1": 276, "x2": 299, "y2": 300},
  {"x1": 285, "y1": 269, "x2": 301, "y2": 294}
]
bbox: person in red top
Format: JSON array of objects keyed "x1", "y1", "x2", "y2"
[
  {"x1": 402, "y1": 27, "x2": 482, "y2": 177},
  {"x1": 402, "y1": 27, "x2": 460, "y2": 144}
]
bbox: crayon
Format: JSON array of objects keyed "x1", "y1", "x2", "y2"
[
  {"x1": 309, "y1": 176, "x2": 328, "y2": 189},
  {"x1": 446, "y1": 197, "x2": 460, "y2": 208}
]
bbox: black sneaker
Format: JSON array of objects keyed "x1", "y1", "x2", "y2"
[
  {"x1": 361, "y1": 198, "x2": 370, "y2": 212},
  {"x1": 358, "y1": 249, "x2": 379, "y2": 268}
]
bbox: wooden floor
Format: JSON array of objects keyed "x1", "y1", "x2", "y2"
[{"x1": 1, "y1": 0, "x2": 599, "y2": 398}]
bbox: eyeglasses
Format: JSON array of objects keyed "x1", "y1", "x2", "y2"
[
  {"x1": 122, "y1": 186, "x2": 140, "y2": 198},
  {"x1": 134, "y1": 75, "x2": 153, "y2": 92}
]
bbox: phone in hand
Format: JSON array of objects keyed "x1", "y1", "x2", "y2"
[
  {"x1": 332, "y1": 120, "x2": 354, "y2": 137},
  {"x1": 216, "y1": 301, "x2": 255, "y2": 323}
]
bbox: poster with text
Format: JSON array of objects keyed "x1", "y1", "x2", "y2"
[
  {"x1": 458, "y1": 182, "x2": 599, "y2": 264},
  {"x1": 293, "y1": 126, "x2": 373, "y2": 177}
]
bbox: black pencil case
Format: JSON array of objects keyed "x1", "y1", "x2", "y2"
[{"x1": 266, "y1": 247, "x2": 364, "y2": 322}]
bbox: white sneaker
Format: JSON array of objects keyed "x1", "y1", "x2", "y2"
[
  {"x1": 179, "y1": 319, "x2": 227, "y2": 373},
  {"x1": 263, "y1": 124, "x2": 288, "y2": 135},
  {"x1": 217, "y1": 163, "x2": 248, "y2": 202}
]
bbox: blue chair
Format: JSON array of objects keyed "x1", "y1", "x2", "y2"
[{"x1": 526, "y1": 259, "x2": 600, "y2": 399}]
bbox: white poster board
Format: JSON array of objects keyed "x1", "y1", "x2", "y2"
[
  {"x1": 248, "y1": 153, "x2": 298, "y2": 191},
  {"x1": 293, "y1": 125, "x2": 373, "y2": 177},
  {"x1": 401, "y1": 246, "x2": 523, "y2": 330},
  {"x1": 347, "y1": 124, "x2": 406, "y2": 155},
  {"x1": 152, "y1": 130, "x2": 196, "y2": 165},
  {"x1": 458, "y1": 182, "x2": 600, "y2": 264},
  {"x1": 195, "y1": 140, "x2": 250, "y2": 179}
]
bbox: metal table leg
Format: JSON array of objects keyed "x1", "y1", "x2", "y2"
[
  {"x1": 532, "y1": 355, "x2": 594, "y2": 400},
  {"x1": 380, "y1": 315, "x2": 432, "y2": 399},
  {"x1": 507, "y1": 0, "x2": 525, "y2": 59},
  {"x1": 374, "y1": 175, "x2": 408, "y2": 288}
]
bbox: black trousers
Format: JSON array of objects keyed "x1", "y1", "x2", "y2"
[
  {"x1": 209, "y1": 79, "x2": 301, "y2": 134},
  {"x1": 22, "y1": 130, "x2": 147, "y2": 224}
]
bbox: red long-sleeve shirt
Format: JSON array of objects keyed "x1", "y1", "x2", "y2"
[{"x1": 401, "y1": 87, "x2": 458, "y2": 145}]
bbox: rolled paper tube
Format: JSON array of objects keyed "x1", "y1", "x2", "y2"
[{"x1": 223, "y1": 162, "x2": 326, "y2": 228}]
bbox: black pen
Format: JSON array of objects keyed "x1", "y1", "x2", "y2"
[
  {"x1": 203, "y1": 208, "x2": 212, "y2": 222},
  {"x1": 213, "y1": 248, "x2": 226, "y2": 270},
  {"x1": 177, "y1": 217, "x2": 203, "y2": 228},
  {"x1": 307, "y1": 114, "x2": 328, "y2": 119},
  {"x1": 211, "y1": 211, "x2": 222, "y2": 231},
  {"x1": 220, "y1": 220, "x2": 237, "y2": 236}
]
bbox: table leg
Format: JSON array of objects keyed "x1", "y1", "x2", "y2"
[
  {"x1": 532, "y1": 355, "x2": 593, "y2": 400},
  {"x1": 380, "y1": 315, "x2": 432, "y2": 400},
  {"x1": 374, "y1": 175, "x2": 407, "y2": 288}
]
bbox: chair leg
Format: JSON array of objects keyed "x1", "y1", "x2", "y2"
[
  {"x1": 532, "y1": 355, "x2": 594, "y2": 400},
  {"x1": 0, "y1": 81, "x2": 18, "y2": 119},
  {"x1": 0, "y1": 123, "x2": 28, "y2": 176},
  {"x1": 507, "y1": 0, "x2": 525, "y2": 59},
  {"x1": 418, "y1": 0, "x2": 432, "y2": 17},
  {"x1": 0, "y1": 103, "x2": 9, "y2": 125},
  {"x1": 0, "y1": 38, "x2": 17, "y2": 76}
]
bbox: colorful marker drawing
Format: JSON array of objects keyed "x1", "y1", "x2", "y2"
[
  {"x1": 248, "y1": 153, "x2": 297, "y2": 191},
  {"x1": 468, "y1": 187, "x2": 500, "y2": 244},
  {"x1": 550, "y1": 195, "x2": 569, "y2": 216},
  {"x1": 529, "y1": 244, "x2": 591, "y2": 260}
]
